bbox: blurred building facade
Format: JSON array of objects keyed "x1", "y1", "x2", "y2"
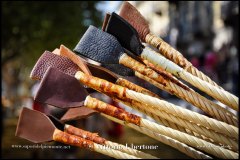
[{"x1": 128, "y1": 1, "x2": 238, "y2": 50}]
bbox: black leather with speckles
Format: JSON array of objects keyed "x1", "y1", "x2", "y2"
[
  {"x1": 74, "y1": 25, "x2": 124, "y2": 64},
  {"x1": 74, "y1": 25, "x2": 134, "y2": 76}
]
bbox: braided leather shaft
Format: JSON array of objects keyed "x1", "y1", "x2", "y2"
[
  {"x1": 86, "y1": 92, "x2": 237, "y2": 151},
  {"x1": 140, "y1": 60, "x2": 238, "y2": 126},
  {"x1": 180, "y1": 71, "x2": 238, "y2": 111},
  {"x1": 114, "y1": 97, "x2": 191, "y2": 134},
  {"x1": 143, "y1": 106, "x2": 237, "y2": 151},
  {"x1": 135, "y1": 72, "x2": 238, "y2": 150},
  {"x1": 148, "y1": 110, "x2": 238, "y2": 151},
  {"x1": 168, "y1": 81, "x2": 238, "y2": 127},
  {"x1": 120, "y1": 53, "x2": 237, "y2": 126},
  {"x1": 140, "y1": 46, "x2": 238, "y2": 111},
  {"x1": 90, "y1": 80, "x2": 205, "y2": 142},
  {"x1": 135, "y1": 71, "x2": 238, "y2": 127},
  {"x1": 110, "y1": 91, "x2": 235, "y2": 150},
  {"x1": 146, "y1": 33, "x2": 223, "y2": 90},
  {"x1": 117, "y1": 97, "x2": 212, "y2": 142},
  {"x1": 82, "y1": 70, "x2": 190, "y2": 138},
  {"x1": 74, "y1": 70, "x2": 238, "y2": 139},
  {"x1": 114, "y1": 94, "x2": 238, "y2": 151},
  {"x1": 140, "y1": 119, "x2": 238, "y2": 159},
  {"x1": 126, "y1": 89, "x2": 238, "y2": 140},
  {"x1": 187, "y1": 65, "x2": 223, "y2": 89},
  {"x1": 102, "y1": 114, "x2": 212, "y2": 159}
]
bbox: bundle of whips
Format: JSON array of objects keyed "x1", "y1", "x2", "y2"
[
  {"x1": 118, "y1": 2, "x2": 238, "y2": 111},
  {"x1": 33, "y1": 65, "x2": 210, "y2": 159},
  {"x1": 54, "y1": 46, "x2": 231, "y2": 150},
  {"x1": 30, "y1": 61, "x2": 211, "y2": 159},
  {"x1": 60, "y1": 45, "x2": 238, "y2": 151},
  {"x1": 34, "y1": 68, "x2": 234, "y2": 159},
  {"x1": 73, "y1": 26, "x2": 238, "y2": 143},
  {"x1": 55, "y1": 47, "x2": 193, "y2": 141},
  {"x1": 38, "y1": 47, "x2": 190, "y2": 140},
  {"x1": 49, "y1": 47, "x2": 240, "y2": 146},
  {"x1": 55, "y1": 46, "x2": 228, "y2": 147},
  {"x1": 16, "y1": 107, "x2": 140, "y2": 159},
  {"x1": 57, "y1": 46, "x2": 193, "y2": 135},
  {"x1": 58, "y1": 44, "x2": 160, "y2": 99},
  {"x1": 33, "y1": 66, "x2": 160, "y2": 158},
  {"x1": 30, "y1": 51, "x2": 238, "y2": 158},
  {"x1": 103, "y1": 12, "x2": 238, "y2": 126},
  {"x1": 45, "y1": 45, "x2": 160, "y2": 121}
]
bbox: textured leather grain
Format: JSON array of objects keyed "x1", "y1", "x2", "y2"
[
  {"x1": 74, "y1": 25, "x2": 124, "y2": 64},
  {"x1": 119, "y1": 1, "x2": 150, "y2": 42},
  {"x1": 106, "y1": 12, "x2": 143, "y2": 56},
  {"x1": 35, "y1": 67, "x2": 88, "y2": 109},
  {"x1": 30, "y1": 51, "x2": 79, "y2": 80}
]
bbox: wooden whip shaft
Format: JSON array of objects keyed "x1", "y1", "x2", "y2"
[
  {"x1": 80, "y1": 93, "x2": 219, "y2": 158},
  {"x1": 53, "y1": 129, "x2": 140, "y2": 159},
  {"x1": 75, "y1": 71, "x2": 126, "y2": 98},
  {"x1": 64, "y1": 125, "x2": 106, "y2": 144},
  {"x1": 53, "y1": 129, "x2": 94, "y2": 150},
  {"x1": 145, "y1": 33, "x2": 190, "y2": 69},
  {"x1": 84, "y1": 96, "x2": 141, "y2": 126}
]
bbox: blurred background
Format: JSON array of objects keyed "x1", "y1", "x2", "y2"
[{"x1": 1, "y1": 1, "x2": 238, "y2": 159}]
